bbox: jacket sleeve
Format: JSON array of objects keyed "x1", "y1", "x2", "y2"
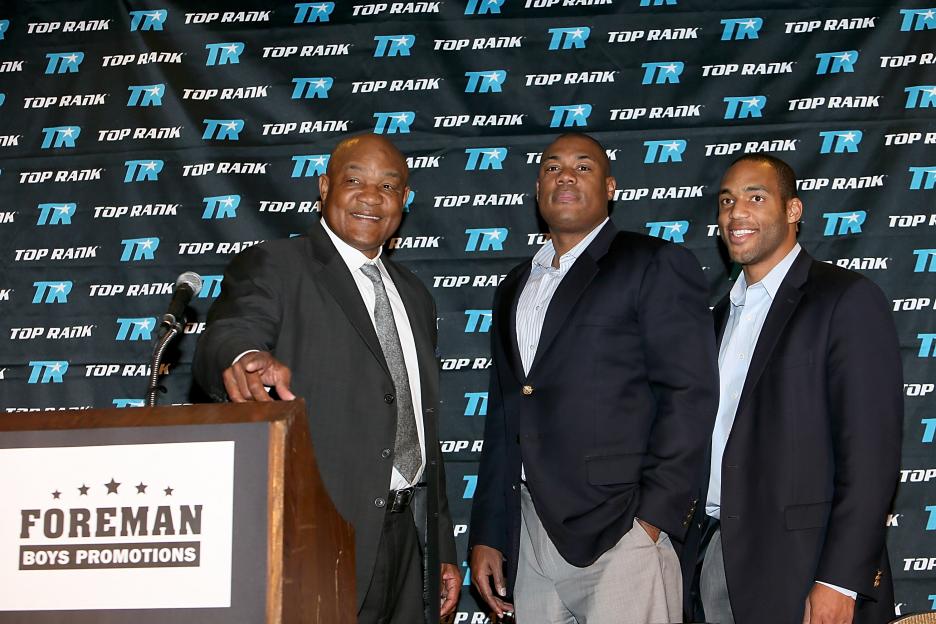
[
  {"x1": 192, "y1": 244, "x2": 284, "y2": 401},
  {"x1": 634, "y1": 243, "x2": 719, "y2": 541},
  {"x1": 814, "y1": 277, "x2": 902, "y2": 597}
]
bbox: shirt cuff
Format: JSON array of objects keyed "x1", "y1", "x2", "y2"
[
  {"x1": 232, "y1": 349, "x2": 260, "y2": 365},
  {"x1": 816, "y1": 581, "x2": 857, "y2": 600}
]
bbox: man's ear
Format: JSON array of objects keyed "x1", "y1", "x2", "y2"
[
  {"x1": 787, "y1": 197, "x2": 803, "y2": 224},
  {"x1": 319, "y1": 174, "x2": 330, "y2": 204},
  {"x1": 606, "y1": 176, "x2": 616, "y2": 200}
]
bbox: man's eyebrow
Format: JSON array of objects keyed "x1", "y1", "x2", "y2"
[
  {"x1": 542, "y1": 153, "x2": 598, "y2": 162},
  {"x1": 343, "y1": 163, "x2": 403, "y2": 179}
]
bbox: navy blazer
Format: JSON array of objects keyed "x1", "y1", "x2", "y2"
[
  {"x1": 692, "y1": 249, "x2": 902, "y2": 624},
  {"x1": 469, "y1": 221, "x2": 718, "y2": 592}
]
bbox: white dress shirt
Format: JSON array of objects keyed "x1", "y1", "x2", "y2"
[
  {"x1": 320, "y1": 219, "x2": 426, "y2": 489},
  {"x1": 706, "y1": 243, "x2": 854, "y2": 599}
]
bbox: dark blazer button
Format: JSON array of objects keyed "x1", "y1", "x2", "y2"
[
  {"x1": 521, "y1": 385, "x2": 534, "y2": 396},
  {"x1": 374, "y1": 497, "x2": 386, "y2": 508},
  {"x1": 384, "y1": 393, "x2": 395, "y2": 404},
  {"x1": 380, "y1": 448, "x2": 392, "y2": 459}
]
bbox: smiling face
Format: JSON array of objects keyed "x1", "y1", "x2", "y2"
[
  {"x1": 536, "y1": 134, "x2": 615, "y2": 237},
  {"x1": 718, "y1": 159, "x2": 802, "y2": 283},
  {"x1": 319, "y1": 134, "x2": 409, "y2": 258}
]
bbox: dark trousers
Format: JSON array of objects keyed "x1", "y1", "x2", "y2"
[{"x1": 358, "y1": 507, "x2": 424, "y2": 624}]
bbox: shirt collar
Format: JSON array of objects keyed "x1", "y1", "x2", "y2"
[
  {"x1": 532, "y1": 217, "x2": 609, "y2": 271},
  {"x1": 730, "y1": 243, "x2": 801, "y2": 306},
  {"x1": 320, "y1": 217, "x2": 383, "y2": 273}
]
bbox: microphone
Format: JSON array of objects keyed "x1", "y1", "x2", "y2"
[{"x1": 160, "y1": 272, "x2": 203, "y2": 330}]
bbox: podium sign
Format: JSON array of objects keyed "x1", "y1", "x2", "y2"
[
  {"x1": 1, "y1": 442, "x2": 235, "y2": 610},
  {"x1": 0, "y1": 402, "x2": 355, "y2": 624}
]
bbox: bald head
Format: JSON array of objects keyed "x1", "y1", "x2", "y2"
[{"x1": 327, "y1": 133, "x2": 409, "y2": 182}]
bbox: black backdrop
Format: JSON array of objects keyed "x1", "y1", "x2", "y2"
[{"x1": 0, "y1": 0, "x2": 934, "y2": 619}]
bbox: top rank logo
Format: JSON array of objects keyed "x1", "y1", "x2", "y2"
[
  {"x1": 644, "y1": 139, "x2": 686, "y2": 163},
  {"x1": 0, "y1": 20, "x2": 8, "y2": 39},
  {"x1": 721, "y1": 17, "x2": 762, "y2": 40},
  {"x1": 125, "y1": 159, "x2": 163, "y2": 183},
  {"x1": 642, "y1": 62, "x2": 683, "y2": 84},
  {"x1": 374, "y1": 35, "x2": 415, "y2": 57},
  {"x1": 295, "y1": 2, "x2": 334, "y2": 22},
  {"x1": 206, "y1": 42, "x2": 243, "y2": 65},
  {"x1": 906, "y1": 86, "x2": 936, "y2": 109},
  {"x1": 373, "y1": 111, "x2": 414, "y2": 134},
  {"x1": 127, "y1": 84, "x2": 164, "y2": 107},
  {"x1": 465, "y1": 147, "x2": 507, "y2": 170},
  {"x1": 292, "y1": 77, "x2": 333, "y2": 99},
  {"x1": 202, "y1": 119, "x2": 243, "y2": 141},
  {"x1": 37, "y1": 203, "x2": 76, "y2": 225},
  {"x1": 816, "y1": 50, "x2": 858, "y2": 74},
  {"x1": 41, "y1": 126, "x2": 80, "y2": 149},
  {"x1": 822, "y1": 211, "x2": 865, "y2": 235},
  {"x1": 465, "y1": 70, "x2": 506, "y2": 93},
  {"x1": 292, "y1": 154, "x2": 329, "y2": 177},
  {"x1": 724, "y1": 96, "x2": 766, "y2": 119},
  {"x1": 900, "y1": 8, "x2": 935, "y2": 31},
  {"x1": 548, "y1": 27, "x2": 589, "y2": 50},
  {"x1": 549, "y1": 104, "x2": 591, "y2": 127},
  {"x1": 45, "y1": 52, "x2": 84, "y2": 74},
  {"x1": 465, "y1": 0, "x2": 505, "y2": 14},
  {"x1": 819, "y1": 130, "x2": 862, "y2": 153},
  {"x1": 129, "y1": 10, "x2": 167, "y2": 31}
]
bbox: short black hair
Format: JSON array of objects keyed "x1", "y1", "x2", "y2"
[{"x1": 728, "y1": 153, "x2": 798, "y2": 203}]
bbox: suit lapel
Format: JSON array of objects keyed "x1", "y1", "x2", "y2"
[
  {"x1": 736, "y1": 250, "x2": 811, "y2": 410},
  {"x1": 307, "y1": 222, "x2": 391, "y2": 377},
  {"x1": 714, "y1": 293, "x2": 730, "y2": 348},
  {"x1": 528, "y1": 222, "x2": 617, "y2": 375},
  {"x1": 496, "y1": 264, "x2": 530, "y2": 384}
]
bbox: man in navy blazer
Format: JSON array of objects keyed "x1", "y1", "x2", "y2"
[
  {"x1": 691, "y1": 154, "x2": 901, "y2": 624},
  {"x1": 468, "y1": 133, "x2": 718, "y2": 623}
]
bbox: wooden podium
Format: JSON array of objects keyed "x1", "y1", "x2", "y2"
[{"x1": 0, "y1": 401, "x2": 355, "y2": 624}]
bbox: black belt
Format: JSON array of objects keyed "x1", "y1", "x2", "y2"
[{"x1": 388, "y1": 486, "x2": 416, "y2": 513}]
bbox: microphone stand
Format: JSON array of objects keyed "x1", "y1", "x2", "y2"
[{"x1": 146, "y1": 321, "x2": 182, "y2": 407}]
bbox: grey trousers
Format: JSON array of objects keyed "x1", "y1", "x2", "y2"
[
  {"x1": 515, "y1": 486, "x2": 682, "y2": 624},
  {"x1": 700, "y1": 528, "x2": 735, "y2": 624}
]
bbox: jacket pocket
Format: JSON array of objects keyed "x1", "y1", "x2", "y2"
[
  {"x1": 784, "y1": 501, "x2": 831, "y2": 530},
  {"x1": 584, "y1": 452, "x2": 643, "y2": 486}
]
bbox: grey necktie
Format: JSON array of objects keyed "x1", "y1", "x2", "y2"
[{"x1": 359, "y1": 263, "x2": 421, "y2": 483}]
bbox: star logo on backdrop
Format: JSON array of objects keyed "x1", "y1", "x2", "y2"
[
  {"x1": 52, "y1": 490, "x2": 61, "y2": 499},
  {"x1": 164, "y1": 486, "x2": 174, "y2": 496},
  {"x1": 78, "y1": 484, "x2": 89, "y2": 495},
  {"x1": 136, "y1": 482, "x2": 148, "y2": 494},
  {"x1": 105, "y1": 478, "x2": 121, "y2": 494}
]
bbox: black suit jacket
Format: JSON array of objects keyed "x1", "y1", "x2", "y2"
[
  {"x1": 193, "y1": 221, "x2": 457, "y2": 618},
  {"x1": 694, "y1": 249, "x2": 901, "y2": 623},
  {"x1": 469, "y1": 222, "x2": 718, "y2": 591}
]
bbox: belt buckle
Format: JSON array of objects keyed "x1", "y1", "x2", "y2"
[{"x1": 389, "y1": 487, "x2": 414, "y2": 513}]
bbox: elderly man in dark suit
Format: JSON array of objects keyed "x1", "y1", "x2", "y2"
[
  {"x1": 193, "y1": 133, "x2": 460, "y2": 624},
  {"x1": 691, "y1": 154, "x2": 901, "y2": 624},
  {"x1": 468, "y1": 132, "x2": 718, "y2": 624}
]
